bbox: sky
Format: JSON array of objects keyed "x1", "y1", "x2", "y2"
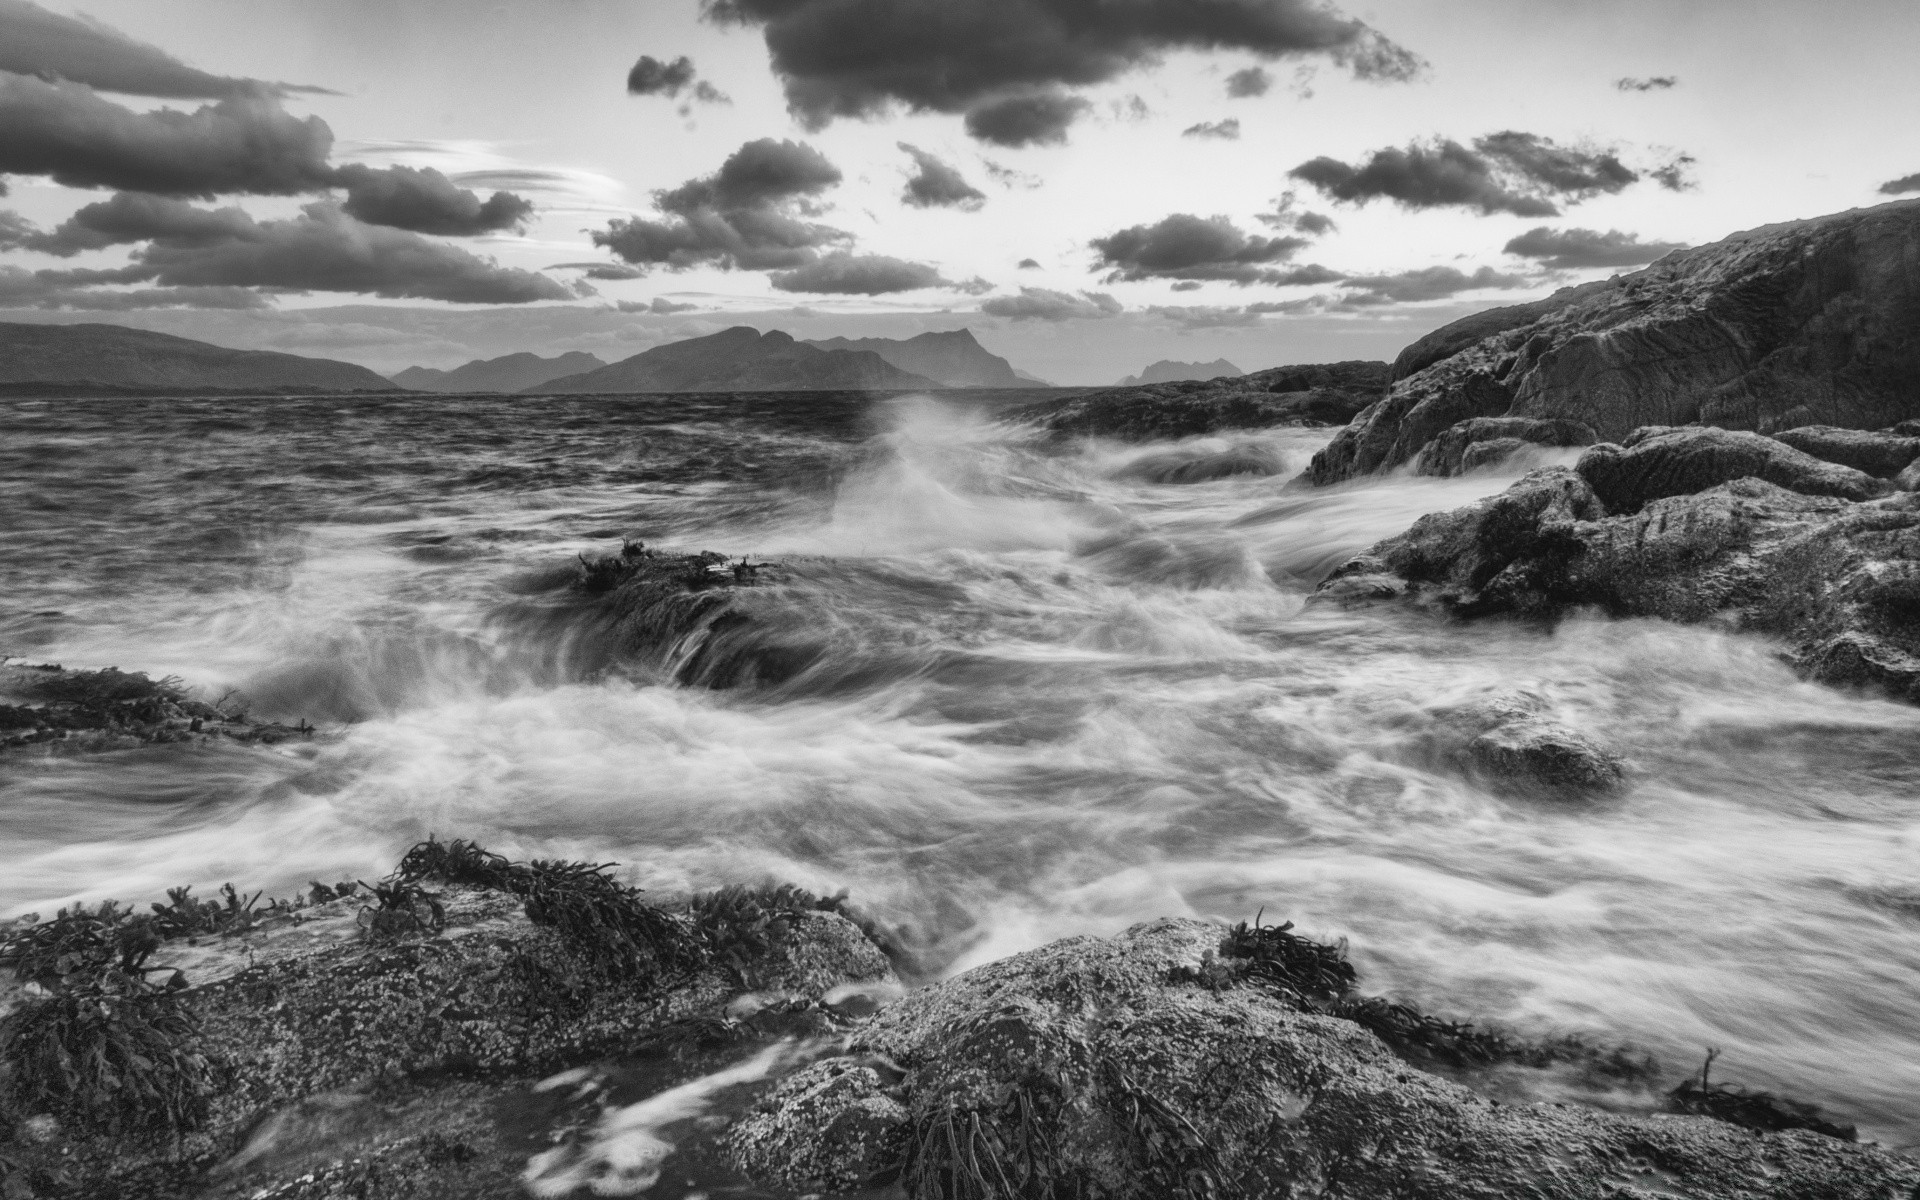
[{"x1": 1, "y1": 0, "x2": 1917, "y2": 383}]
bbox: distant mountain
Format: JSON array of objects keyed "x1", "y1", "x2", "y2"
[
  {"x1": 804, "y1": 328, "x2": 1021, "y2": 387},
  {"x1": 1013, "y1": 368, "x2": 1054, "y2": 386},
  {"x1": 0, "y1": 321, "x2": 395, "y2": 392},
  {"x1": 392, "y1": 351, "x2": 606, "y2": 393},
  {"x1": 1117, "y1": 359, "x2": 1244, "y2": 386},
  {"x1": 532, "y1": 327, "x2": 938, "y2": 394}
]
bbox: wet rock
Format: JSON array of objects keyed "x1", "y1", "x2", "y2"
[
  {"x1": 1578, "y1": 426, "x2": 1891, "y2": 512},
  {"x1": 1414, "y1": 416, "x2": 1597, "y2": 477},
  {"x1": 1771, "y1": 424, "x2": 1920, "y2": 477},
  {"x1": 730, "y1": 919, "x2": 1917, "y2": 1199},
  {"x1": 1323, "y1": 467, "x2": 1920, "y2": 701},
  {"x1": 1111, "y1": 441, "x2": 1288, "y2": 484},
  {"x1": 1014, "y1": 360, "x2": 1390, "y2": 440},
  {"x1": 0, "y1": 662, "x2": 306, "y2": 754},
  {"x1": 1429, "y1": 690, "x2": 1624, "y2": 794},
  {"x1": 724, "y1": 1058, "x2": 909, "y2": 1192},
  {"x1": 1308, "y1": 199, "x2": 1920, "y2": 484}
]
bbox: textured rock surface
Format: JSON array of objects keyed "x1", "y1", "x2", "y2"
[
  {"x1": 1309, "y1": 199, "x2": 1920, "y2": 484},
  {"x1": 725, "y1": 1057, "x2": 910, "y2": 1192},
  {"x1": 1772, "y1": 424, "x2": 1920, "y2": 477},
  {"x1": 1425, "y1": 689, "x2": 1624, "y2": 795},
  {"x1": 1415, "y1": 416, "x2": 1597, "y2": 477},
  {"x1": 730, "y1": 920, "x2": 1918, "y2": 1198},
  {"x1": 1579, "y1": 426, "x2": 1891, "y2": 512},
  {"x1": 1014, "y1": 360, "x2": 1390, "y2": 440},
  {"x1": 1323, "y1": 466, "x2": 1920, "y2": 700}
]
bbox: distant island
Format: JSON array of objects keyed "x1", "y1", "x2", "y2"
[
  {"x1": 1116, "y1": 359, "x2": 1244, "y2": 386},
  {"x1": 803, "y1": 329, "x2": 1021, "y2": 388},
  {"x1": 391, "y1": 352, "x2": 607, "y2": 394},
  {"x1": 531, "y1": 327, "x2": 939, "y2": 394},
  {"x1": 0, "y1": 322, "x2": 396, "y2": 393}
]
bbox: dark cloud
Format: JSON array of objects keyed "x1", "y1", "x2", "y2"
[
  {"x1": 0, "y1": 0, "x2": 327, "y2": 99},
  {"x1": 24, "y1": 196, "x2": 573, "y2": 303},
  {"x1": 1090, "y1": 213, "x2": 1310, "y2": 284},
  {"x1": 550, "y1": 261, "x2": 648, "y2": 280},
  {"x1": 1290, "y1": 131, "x2": 1645, "y2": 217},
  {"x1": 333, "y1": 164, "x2": 533, "y2": 235},
  {"x1": 616, "y1": 297, "x2": 700, "y2": 313},
  {"x1": 769, "y1": 252, "x2": 974, "y2": 295},
  {"x1": 626, "y1": 54, "x2": 730, "y2": 104},
  {"x1": 963, "y1": 91, "x2": 1089, "y2": 147},
  {"x1": 1336, "y1": 265, "x2": 1530, "y2": 306},
  {"x1": 703, "y1": 0, "x2": 1422, "y2": 142},
  {"x1": 0, "y1": 265, "x2": 269, "y2": 309},
  {"x1": 1882, "y1": 173, "x2": 1920, "y2": 196},
  {"x1": 1171, "y1": 281, "x2": 1201, "y2": 292},
  {"x1": 1615, "y1": 76, "x2": 1677, "y2": 92},
  {"x1": 898, "y1": 144, "x2": 986, "y2": 210},
  {"x1": 1256, "y1": 190, "x2": 1336, "y2": 236},
  {"x1": 979, "y1": 286, "x2": 1122, "y2": 321},
  {"x1": 0, "y1": 207, "x2": 36, "y2": 249},
  {"x1": 1649, "y1": 152, "x2": 1697, "y2": 191},
  {"x1": 1225, "y1": 66, "x2": 1272, "y2": 97},
  {"x1": 1182, "y1": 118, "x2": 1240, "y2": 140},
  {"x1": 0, "y1": 75, "x2": 334, "y2": 197},
  {"x1": 1017, "y1": 258, "x2": 1041, "y2": 269},
  {"x1": 1503, "y1": 226, "x2": 1686, "y2": 270},
  {"x1": 592, "y1": 138, "x2": 849, "y2": 272}
]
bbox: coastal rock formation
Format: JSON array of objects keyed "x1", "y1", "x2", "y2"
[
  {"x1": 805, "y1": 329, "x2": 1022, "y2": 388},
  {"x1": 1423, "y1": 689, "x2": 1625, "y2": 795},
  {"x1": 533, "y1": 326, "x2": 938, "y2": 393},
  {"x1": 1016, "y1": 359, "x2": 1391, "y2": 440},
  {"x1": 1579, "y1": 426, "x2": 1890, "y2": 511},
  {"x1": 726, "y1": 919, "x2": 1913, "y2": 1198},
  {"x1": 1414, "y1": 416, "x2": 1597, "y2": 477},
  {"x1": 0, "y1": 662, "x2": 310, "y2": 754},
  {"x1": 1307, "y1": 199, "x2": 1920, "y2": 484},
  {"x1": 0, "y1": 322, "x2": 396, "y2": 393},
  {"x1": 1770, "y1": 424, "x2": 1920, "y2": 477}
]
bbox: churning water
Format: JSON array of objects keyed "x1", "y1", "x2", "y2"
[{"x1": 3, "y1": 390, "x2": 1919, "y2": 1144}]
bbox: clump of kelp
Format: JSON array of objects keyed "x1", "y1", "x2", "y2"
[
  {"x1": 0, "y1": 660, "x2": 314, "y2": 752},
  {"x1": 1167, "y1": 916, "x2": 1857, "y2": 1141}
]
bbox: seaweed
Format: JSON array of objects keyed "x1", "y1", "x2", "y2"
[
  {"x1": 688, "y1": 882, "x2": 844, "y2": 985},
  {"x1": 1215, "y1": 913, "x2": 1355, "y2": 1003},
  {"x1": 356, "y1": 881, "x2": 446, "y2": 942},
  {"x1": 905, "y1": 1086, "x2": 1084, "y2": 1200},
  {"x1": 1098, "y1": 1061, "x2": 1228, "y2": 1200},
  {"x1": 1666, "y1": 1049, "x2": 1857, "y2": 1141}
]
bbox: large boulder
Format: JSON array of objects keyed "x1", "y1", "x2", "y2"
[
  {"x1": 1770, "y1": 425, "x2": 1920, "y2": 477},
  {"x1": 724, "y1": 919, "x2": 1917, "y2": 1198},
  {"x1": 1014, "y1": 360, "x2": 1391, "y2": 440},
  {"x1": 1578, "y1": 425, "x2": 1891, "y2": 512},
  {"x1": 1414, "y1": 416, "x2": 1597, "y2": 477},
  {"x1": 1308, "y1": 199, "x2": 1920, "y2": 484}
]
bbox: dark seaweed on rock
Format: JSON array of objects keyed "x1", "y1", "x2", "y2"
[
  {"x1": 689, "y1": 882, "x2": 853, "y2": 986},
  {"x1": 1667, "y1": 1050, "x2": 1858, "y2": 1141}
]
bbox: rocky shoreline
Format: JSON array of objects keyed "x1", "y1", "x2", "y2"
[{"x1": 2, "y1": 835, "x2": 1907, "y2": 1199}]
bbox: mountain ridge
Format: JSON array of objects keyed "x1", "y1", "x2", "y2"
[
  {"x1": 803, "y1": 328, "x2": 1022, "y2": 387},
  {"x1": 1116, "y1": 358, "x2": 1244, "y2": 386},
  {"x1": 392, "y1": 351, "x2": 606, "y2": 393},
  {"x1": 0, "y1": 322, "x2": 398, "y2": 392},
  {"x1": 531, "y1": 327, "x2": 940, "y2": 394}
]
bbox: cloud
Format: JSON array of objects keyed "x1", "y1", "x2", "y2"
[
  {"x1": 1503, "y1": 226, "x2": 1686, "y2": 270},
  {"x1": 982, "y1": 159, "x2": 1042, "y2": 189},
  {"x1": 1225, "y1": 66, "x2": 1272, "y2": 98},
  {"x1": 1145, "y1": 303, "x2": 1261, "y2": 328},
  {"x1": 1255, "y1": 190, "x2": 1336, "y2": 236},
  {"x1": 1649, "y1": 152, "x2": 1697, "y2": 191},
  {"x1": 703, "y1": 0, "x2": 1422, "y2": 142},
  {"x1": 1182, "y1": 118, "x2": 1240, "y2": 140},
  {"x1": 1017, "y1": 258, "x2": 1041, "y2": 269},
  {"x1": 550, "y1": 261, "x2": 648, "y2": 280},
  {"x1": 963, "y1": 91, "x2": 1090, "y2": 147},
  {"x1": 25, "y1": 196, "x2": 574, "y2": 304},
  {"x1": 1615, "y1": 76, "x2": 1677, "y2": 92},
  {"x1": 979, "y1": 286, "x2": 1122, "y2": 321},
  {"x1": 0, "y1": 0, "x2": 327, "y2": 99},
  {"x1": 1336, "y1": 264, "x2": 1531, "y2": 305},
  {"x1": 626, "y1": 54, "x2": 730, "y2": 104},
  {"x1": 333, "y1": 164, "x2": 533, "y2": 235},
  {"x1": 1290, "y1": 131, "x2": 1645, "y2": 216},
  {"x1": 591, "y1": 138, "x2": 849, "y2": 272},
  {"x1": 0, "y1": 264, "x2": 269, "y2": 309},
  {"x1": 768, "y1": 252, "x2": 975, "y2": 294},
  {"x1": 617, "y1": 297, "x2": 700, "y2": 313},
  {"x1": 1089, "y1": 213, "x2": 1313, "y2": 284},
  {"x1": 0, "y1": 74, "x2": 335, "y2": 197},
  {"x1": 1882, "y1": 173, "x2": 1920, "y2": 196},
  {"x1": 898, "y1": 144, "x2": 986, "y2": 210}
]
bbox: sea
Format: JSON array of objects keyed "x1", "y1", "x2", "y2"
[{"x1": 3, "y1": 387, "x2": 1918, "y2": 1145}]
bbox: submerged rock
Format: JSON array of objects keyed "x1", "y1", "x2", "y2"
[
  {"x1": 1111, "y1": 441, "x2": 1289, "y2": 484},
  {"x1": 1414, "y1": 416, "x2": 1597, "y2": 477},
  {"x1": 1428, "y1": 690, "x2": 1624, "y2": 795},
  {"x1": 1014, "y1": 360, "x2": 1390, "y2": 440},
  {"x1": 1308, "y1": 199, "x2": 1920, "y2": 484},
  {"x1": 726, "y1": 919, "x2": 1915, "y2": 1198},
  {"x1": 0, "y1": 662, "x2": 310, "y2": 754}
]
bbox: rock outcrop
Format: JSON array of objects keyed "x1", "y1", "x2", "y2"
[
  {"x1": 1579, "y1": 426, "x2": 1890, "y2": 512},
  {"x1": 0, "y1": 662, "x2": 312, "y2": 754},
  {"x1": 1308, "y1": 199, "x2": 1920, "y2": 484},
  {"x1": 1770, "y1": 425, "x2": 1920, "y2": 477},
  {"x1": 726, "y1": 919, "x2": 1915, "y2": 1198},
  {"x1": 1414, "y1": 416, "x2": 1597, "y2": 477},
  {"x1": 1014, "y1": 360, "x2": 1391, "y2": 441}
]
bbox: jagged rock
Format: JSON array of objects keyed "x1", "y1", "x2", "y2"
[
  {"x1": 1322, "y1": 467, "x2": 1920, "y2": 701},
  {"x1": 1578, "y1": 426, "x2": 1891, "y2": 512},
  {"x1": 1014, "y1": 360, "x2": 1390, "y2": 440},
  {"x1": 1308, "y1": 199, "x2": 1920, "y2": 484},
  {"x1": 1414, "y1": 416, "x2": 1597, "y2": 477},
  {"x1": 728, "y1": 919, "x2": 1917, "y2": 1199},
  {"x1": 1771, "y1": 424, "x2": 1920, "y2": 476},
  {"x1": 724, "y1": 1058, "x2": 910, "y2": 1193}
]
